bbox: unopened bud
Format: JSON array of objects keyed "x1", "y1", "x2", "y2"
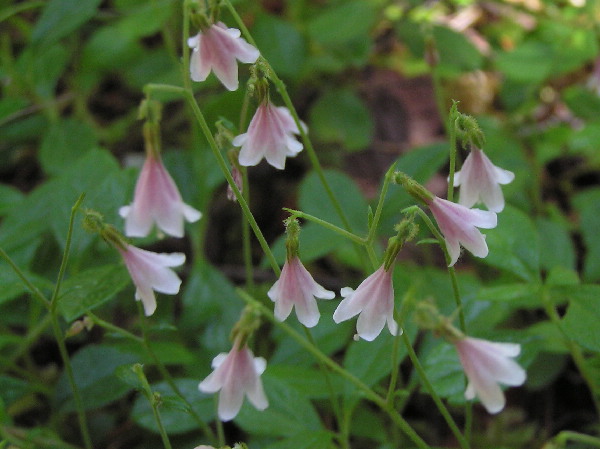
[{"x1": 227, "y1": 166, "x2": 243, "y2": 202}]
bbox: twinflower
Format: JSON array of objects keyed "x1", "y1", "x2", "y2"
[
  {"x1": 453, "y1": 148, "x2": 514, "y2": 212},
  {"x1": 428, "y1": 197, "x2": 497, "y2": 266},
  {"x1": 333, "y1": 264, "x2": 398, "y2": 341},
  {"x1": 199, "y1": 340, "x2": 268, "y2": 421},
  {"x1": 120, "y1": 153, "x2": 201, "y2": 238},
  {"x1": 454, "y1": 337, "x2": 526, "y2": 414},
  {"x1": 117, "y1": 244, "x2": 185, "y2": 316},
  {"x1": 233, "y1": 99, "x2": 305, "y2": 170},
  {"x1": 268, "y1": 256, "x2": 335, "y2": 328},
  {"x1": 188, "y1": 22, "x2": 260, "y2": 91}
]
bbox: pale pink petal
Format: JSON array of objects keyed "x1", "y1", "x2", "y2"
[
  {"x1": 332, "y1": 289, "x2": 363, "y2": 323},
  {"x1": 494, "y1": 166, "x2": 515, "y2": 185},
  {"x1": 218, "y1": 379, "x2": 245, "y2": 421},
  {"x1": 356, "y1": 308, "x2": 387, "y2": 342},
  {"x1": 190, "y1": 47, "x2": 211, "y2": 82},
  {"x1": 246, "y1": 377, "x2": 269, "y2": 411},
  {"x1": 135, "y1": 285, "x2": 157, "y2": 316}
]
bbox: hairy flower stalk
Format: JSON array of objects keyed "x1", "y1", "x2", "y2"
[
  {"x1": 188, "y1": 22, "x2": 260, "y2": 91},
  {"x1": 453, "y1": 148, "x2": 514, "y2": 212},
  {"x1": 233, "y1": 98, "x2": 306, "y2": 170},
  {"x1": 454, "y1": 337, "x2": 526, "y2": 414},
  {"x1": 199, "y1": 338, "x2": 268, "y2": 421}
]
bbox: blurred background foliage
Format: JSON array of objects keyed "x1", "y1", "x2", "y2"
[{"x1": 1, "y1": 0, "x2": 600, "y2": 448}]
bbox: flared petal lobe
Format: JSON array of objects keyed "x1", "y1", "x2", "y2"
[
  {"x1": 267, "y1": 256, "x2": 334, "y2": 328},
  {"x1": 118, "y1": 245, "x2": 185, "y2": 316},
  {"x1": 455, "y1": 337, "x2": 526, "y2": 414},
  {"x1": 120, "y1": 154, "x2": 201, "y2": 238},
  {"x1": 453, "y1": 149, "x2": 514, "y2": 213},
  {"x1": 234, "y1": 100, "x2": 305, "y2": 170},
  {"x1": 198, "y1": 343, "x2": 268, "y2": 421},
  {"x1": 332, "y1": 265, "x2": 398, "y2": 341},
  {"x1": 188, "y1": 22, "x2": 259, "y2": 91},
  {"x1": 428, "y1": 197, "x2": 497, "y2": 266}
]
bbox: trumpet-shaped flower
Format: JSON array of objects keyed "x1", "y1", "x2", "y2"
[
  {"x1": 233, "y1": 100, "x2": 305, "y2": 170},
  {"x1": 199, "y1": 342, "x2": 268, "y2": 422},
  {"x1": 333, "y1": 265, "x2": 398, "y2": 341},
  {"x1": 119, "y1": 154, "x2": 201, "y2": 238},
  {"x1": 117, "y1": 244, "x2": 185, "y2": 316},
  {"x1": 268, "y1": 256, "x2": 335, "y2": 328},
  {"x1": 187, "y1": 22, "x2": 260, "y2": 91},
  {"x1": 454, "y1": 337, "x2": 526, "y2": 414},
  {"x1": 428, "y1": 197, "x2": 497, "y2": 266},
  {"x1": 453, "y1": 148, "x2": 514, "y2": 212}
]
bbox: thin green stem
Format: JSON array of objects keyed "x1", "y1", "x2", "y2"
[
  {"x1": 50, "y1": 316, "x2": 93, "y2": 449},
  {"x1": 144, "y1": 83, "x2": 280, "y2": 276},
  {"x1": 542, "y1": 288, "x2": 600, "y2": 418},
  {"x1": 50, "y1": 194, "x2": 85, "y2": 313},
  {"x1": 88, "y1": 312, "x2": 143, "y2": 343},
  {"x1": 303, "y1": 328, "x2": 347, "y2": 449},
  {"x1": 447, "y1": 116, "x2": 458, "y2": 202},
  {"x1": 237, "y1": 289, "x2": 431, "y2": 449},
  {"x1": 0, "y1": 0, "x2": 45, "y2": 22},
  {"x1": 241, "y1": 168, "x2": 254, "y2": 288},
  {"x1": 401, "y1": 332, "x2": 470, "y2": 449},
  {"x1": 137, "y1": 307, "x2": 218, "y2": 444},
  {"x1": 551, "y1": 431, "x2": 600, "y2": 448},
  {"x1": 385, "y1": 322, "x2": 403, "y2": 406},
  {"x1": 133, "y1": 364, "x2": 173, "y2": 449},
  {"x1": 0, "y1": 248, "x2": 50, "y2": 309},
  {"x1": 283, "y1": 209, "x2": 365, "y2": 245},
  {"x1": 367, "y1": 163, "x2": 397, "y2": 244}
]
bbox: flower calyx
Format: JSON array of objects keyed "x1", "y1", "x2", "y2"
[{"x1": 394, "y1": 172, "x2": 435, "y2": 205}]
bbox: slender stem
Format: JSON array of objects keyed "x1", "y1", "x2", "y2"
[
  {"x1": 367, "y1": 163, "x2": 397, "y2": 244},
  {"x1": 132, "y1": 364, "x2": 173, "y2": 449},
  {"x1": 50, "y1": 316, "x2": 93, "y2": 449},
  {"x1": 303, "y1": 328, "x2": 346, "y2": 449},
  {"x1": 87, "y1": 312, "x2": 143, "y2": 343},
  {"x1": 401, "y1": 332, "x2": 470, "y2": 449},
  {"x1": 237, "y1": 289, "x2": 431, "y2": 449},
  {"x1": 542, "y1": 288, "x2": 600, "y2": 418},
  {"x1": 447, "y1": 116, "x2": 458, "y2": 202},
  {"x1": 283, "y1": 209, "x2": 365, "y2": 245},
  {"x1": 241, "y1": 168, "x2": 254, "y2": 288},
  {"x1": 385, "y1": 322, "x2": 403, "y2": 406},
  {"x1": 0, "y1": 248, "x2": 50, "y2": 309},
  {"x1": 552, "y1": 431, "x2": 600, "y2": 448},
  {"x1": 137, "y1": 307, "x2": 219, "y2": 444},
  {"x1": 50, "y1": 194, "x2": 85, "y2": 313},
  {"x1": 143, "y1": 83, "x2": 281, "y2": 276}
]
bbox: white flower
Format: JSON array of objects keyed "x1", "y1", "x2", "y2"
[
  {"x1": 267, "y1": 256, "x2": 335, "y2": 328},
  {"x1": 454, "y1": 337, "x2": 526, "y2": 414},
  {"x1": 428, "y1": 196, "x2": 497, "y2": 266},
  {"x1": 119, "y1": 154, "x2": 201, "y2": 238},
  {"x1": 117, "y1": 244, "x2": 185, "y2": 316},
  {"x1": 333, "y1": 265, "x2": 398, "y2": 341},
  {"x1": 233, "y1": 100, "x2": 305, "y2": 170},
  {"x1": 453, "y1": 148, "x2": 514, "y2": 213},
  {"x1": 187, "y1": 22, "x2": 260, "y2": 91},
  {"x1": 199, "y1": 342, "x2": 268, "y2": 421}
]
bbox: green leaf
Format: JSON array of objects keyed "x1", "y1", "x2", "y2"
[
  {"x1": 57, "y1": 264, "x2": 130, "y2": 322},
  {"x1": 536, "y1": 218, "x2": 576, "y2": 272},
  {"x1": 562, "y1": 285, "x2": 600, "y2": 352},
  {"x1": 563, "y1": 86, "x2": 600, "y2": 121},
  {"x1": 0, "y1": 184, "x2": 24, "y2": 216},
  {"x1": 31, "y1": 0, "x2": 102, "y2": 48},
  {"x1": 235, "y1": 374, "x2": 323, "y2": 437},
  {"x1": 15, "y1": 45, "x2": 69, "y2": 99},
  {"x1": 131, "y1": 379, "x2": 213, "y2": 434},
  {"x1": 309, "y1": 89, "x2": 374, "y2": 151},
  {"x1": 432, "y1": 25, "x2": 483, "y2": 74},
  {"x1": 421, "y1": 340, "x2": 465, "y2": 404},
  {"x1": 54, "y1": 345, "x2": 138, "y2": 412},
  {"x1": 0, "y1": 375, "x2": 31, "y2": 407},
  {"x1": 573, "y1": 188, "x2": 600, "y2": 282},
  {"x1": 0, "y1": 267, "x2": 53, "y2": 306},
  {"x1": 307, "y1": 1, "x2": 376, "y2": 46},
  {"x1": 475, "y1": 283, "x2": 540, "y2": 308},
  {"x1": 299, "y1": 169, "x2": 368, "y2": 233},
  {"x1": 39, "y1": 119, "x2": 98, "y2": 176},
  {"x1": 483, "y1": 206, "x2": 540, "y2": 282},
  {"x1": 265, "y1": 365, "x2": 343, "y2": 399},
  {"x1": 263, "y1": 431, "x2": 334, "y2": 449},
  {"x1": 253, "y1": 13, "x2": 306, "y2": 79},
  {"x1": 495, "y1": 41, "x2": 553, "y2": 84}
]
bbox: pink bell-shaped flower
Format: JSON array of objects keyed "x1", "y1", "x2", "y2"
[
  {"x1": 454, "y1": 337, "x2": 526, "y2": 414},
  {"x1": 333, "y1": 264, "x2": 398, "y2": 341},
  {"x1": 453, "y1": 148, "x2": 514, "y2": 212},
  {"x1": 117, "y1": 244, "x2": 185, "y2": 316},
  {"x1": 233, "y1": 99, "x2": 305, "y2": 170},
  {"x1": 428, "y1": 196, "x2": 497, "y2": 267},
  {"x1": 199, "y1": 340, "x2": 268, "y2": 422},
  {"x1": 268, "y1": 256, "x2": 335, "y2": 328},
  {"x1": 119, "y1": 153, "x2": 201, "y2": 238},
  {"x1": 187, "y1": 22, "x2": 260, "y2": 91}
]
